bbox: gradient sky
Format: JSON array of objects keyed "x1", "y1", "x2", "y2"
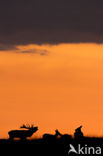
[
  {"x1": 0, "y1": 0, "x2": 103, "y2": 138},
  {"x1": 1, "y1": 43, "x2": 103, "y2": 138}
]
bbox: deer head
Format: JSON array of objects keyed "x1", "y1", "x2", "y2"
[{"x1": 20, "y1": 124, "x2": 38, "y2": 132}]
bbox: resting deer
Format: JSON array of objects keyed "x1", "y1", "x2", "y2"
[
  {"x1": 8, "y1": 124, "x2": 38, "y2": 140},
  {"x1": 43, "y1": 130, "x2": 60, "y2": 143},
  {"x1": 55, "y1": 130, "x2": 72, "y2": 143},
  {"x1": 74, "y1": 125, "x2": 84, "y2": 140}
]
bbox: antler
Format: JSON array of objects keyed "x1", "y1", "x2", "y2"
[
  {"x1": 20, "y1": 124, "x2": 35, "y2": 129},
  {"x1": 20, "y1": 124, "x2": 28, "y2": 129}
]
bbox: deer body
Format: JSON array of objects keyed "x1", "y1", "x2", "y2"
[
  {"x1": 43, "y1": 130, "x2": 59, "y2": 143},
  {"x1": 8, "y1": 125, "x2": 38, "y2": 140},
  {"x1": 55, "y1": 130, "x2": 72, "y2": 144}
]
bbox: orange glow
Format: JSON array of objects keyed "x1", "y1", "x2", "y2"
[{"x1": 0, "y1": 43, "x2": 103, "y2": 138}]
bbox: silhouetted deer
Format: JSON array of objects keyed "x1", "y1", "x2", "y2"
[
  {"x1": 43, "y1": 130, "x2": 60, "y2": 143},
  {"x1": 8, "y1": 124, "x2": 38, "y2": 140},
  {"x1": 55, "y1": 130, "x2": 72, "y2": 144},
  {"x1": 74, "y1": 125, "x2": 84, "y2": 140}
]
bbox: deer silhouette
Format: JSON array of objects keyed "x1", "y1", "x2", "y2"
[
  {"x1": 8, "y1": 124, "x2": 38, "y2": 140},
  {"x1": 74, "y1": 125, "x2": 84, "y2": 140},
  {"x1": 55, "y1": 130, "x2": 72, "y2": 143},
  {"x1": 43, "y1": 129, "x2": 60, "y2": 143}
]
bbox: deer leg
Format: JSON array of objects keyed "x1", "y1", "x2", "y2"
[
  {"x1": 9, "y1": 135, "x2": 14, "y2": 140},
  {"x1": 20, "y1": 136, "x2": 26, "y2": 141}
]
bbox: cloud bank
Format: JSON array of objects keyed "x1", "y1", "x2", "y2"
[{"x1": 0, "y1": 0, "x2": 103, "y2": 50}]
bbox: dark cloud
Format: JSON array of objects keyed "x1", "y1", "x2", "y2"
[
  {"x1": 0, "y1": 0, "x2": 103, "y2": 50},
  {"x1": 0, "y1": 44, "x2": 17, "y2": 51},
  {"x1": 19, "y1": 49, "x2": 48, "y2": 55}
]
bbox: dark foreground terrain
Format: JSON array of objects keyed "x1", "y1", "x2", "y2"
[{"x1": 0, "y1": 137, "x2": 103, "y2": 156}]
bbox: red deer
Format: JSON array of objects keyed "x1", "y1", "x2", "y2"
[
  {"x1": 8, "y1": 124, "x2": 38, "y2": 140},
  {"x1": 74, "y1": 125, "x2": 84, "y2": 140},
  {"x1": 43, "y1": 130, "x2": 60, "y2": 143},
  {"x1": 55, "y1": 130, "x2": 72, "y2": 143}
]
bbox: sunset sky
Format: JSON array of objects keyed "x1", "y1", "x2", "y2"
[{"x1": 1, "y1": 0, "x2": 103, "y2": 138}]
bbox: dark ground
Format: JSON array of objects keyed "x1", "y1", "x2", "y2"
[{"x1": 0, "y1": 137, "x2": 103, "y2": 156}]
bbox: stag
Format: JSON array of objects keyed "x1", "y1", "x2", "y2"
[{"x1": 8, "y1": 124, "x2": 38, "y2": 140}]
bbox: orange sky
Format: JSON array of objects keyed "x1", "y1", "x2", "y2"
[{"x1": 0, "y1": 43, "x2": 103, "y2": 138}]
